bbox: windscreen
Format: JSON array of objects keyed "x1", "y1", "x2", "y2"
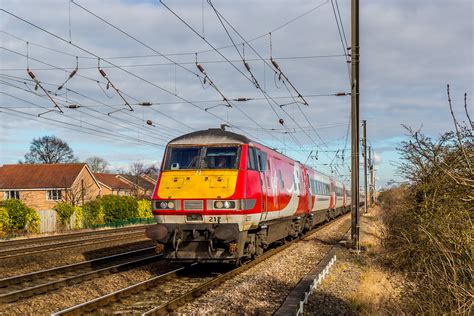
[
  {"x1": 165, "y1": 147, "x2": 200, "y2": 170},
  {"x1": 164, "y1": 146, "x2": 240, "y2": 170},
  {"x1": 203, "y1": 147, "x2": 239, "y2": 169}
]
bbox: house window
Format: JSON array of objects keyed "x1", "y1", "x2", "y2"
[
  {"x1": 5, "y1": 190, "x2": 20, "y2": 200},
  {"x1": 47, "y1": 189, "x2": 62, "y2": 201}
]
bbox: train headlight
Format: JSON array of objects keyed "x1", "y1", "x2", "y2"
[
  {"x1": 154, "y1": 200, "x2": 178, "y2": 210},
  {"x1": 212, "y1": 200, "x2": 237, "y2": 210}
]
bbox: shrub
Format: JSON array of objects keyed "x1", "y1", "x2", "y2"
[
  {"x1": 25, "y1": 208, "x2": 40, "y2": 234},
  {"x1": 0, "y1": 199, "x2": 30, "y2": 230},
  {"x1": 137, "y1": 199, "x2": 152, "y2": 219},
  {"x1": 73, "y1": 206, "x2": 83, "y2": 229},
  {"x1": 82, "y1": 199, "x2": 104, "y2": 227},
  {"x1": 53, "y1": 202, "x2": 75, "y2": 228},
  {"x1": 0, "y1": 207, "x2": 11, "y2": 235},
  {"x1": 381, "y1": 108, "x2": 472, "y2": 315},
  {"x1": 0, "y1": 200, "x2": 40, "y2": 234},
  {"x1": 100, "y1": 195, "x2": 138, "y2": 223}
]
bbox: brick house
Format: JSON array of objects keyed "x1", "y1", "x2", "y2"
[
  {"x1": 94, "y1": 173, "x2": 133, "y2": 196},
  {"x1": 0, "y1": 163, "x2": 101, "y2": 210},
  {"x1": 117, "y1": 174, "x2": 156, "y2": 198}
]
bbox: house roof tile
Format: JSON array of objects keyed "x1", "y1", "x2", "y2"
[
  {"x1": 94, "y1": 173, "x2": 132, "y2": 190},
  {"x1": 0, "y1": 163, "x2": 87, "y2": 189}
]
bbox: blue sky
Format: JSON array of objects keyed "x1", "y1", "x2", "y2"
[{"x1": 0, "y1": 0, "x2": 472, "y2": 188}]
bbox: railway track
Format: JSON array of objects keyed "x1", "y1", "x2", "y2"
[
  {"x1": 0, "y1": 247, "x2": 162, "y2": 303},
  {"x1": 53, "y1": 214, "x2": 349, "y2": 315},
  {"x1": 0, "y1": 225, "x2": 149, "y2": 250},
  {"x1": 0, "y1": 225, "x2": 150, "y2": 260}
]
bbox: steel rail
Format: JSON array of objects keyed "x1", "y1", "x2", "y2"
[
  {"x1": 53, "y1": 213, "x2": 350, "y2": 315},
  {"x1": 52, "y1": 265, "x2": 194, "y2": 316},
  {"x1": 0, "y1": 232, "x2": 147, "y2": 260},
  {"x1": 0, "y1": 247, "x2": 161, "y2": 303},
  {"x1": 0, "y1": 225, "x2": 150, "y2": 250}
]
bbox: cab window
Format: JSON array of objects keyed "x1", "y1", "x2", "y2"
[
  {"x1": 204, "y1": 146, "x2": 239, "y2": 169},
  {"x1": 164, "y1": 147, "x2": 201, "y2": 170}
]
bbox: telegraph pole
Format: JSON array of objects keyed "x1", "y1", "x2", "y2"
[
  {"x1": 350, "y1": 0, "x2": 360, "y2": 249},
  {"x1": 362, "y1": 120, "x2": 368, "y2": 214}
]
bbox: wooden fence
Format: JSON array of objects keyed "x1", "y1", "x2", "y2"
[{"x1": 36, "y1": 210, "x2": 80, "y2": 233}]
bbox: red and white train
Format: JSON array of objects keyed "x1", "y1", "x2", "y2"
[{"x1": 146, "y1": 128, "x2": 351, "y2": 263}]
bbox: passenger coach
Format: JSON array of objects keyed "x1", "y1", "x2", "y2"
[{"x1": 146, "y1": 128, "x2": 350, "y2": 263}]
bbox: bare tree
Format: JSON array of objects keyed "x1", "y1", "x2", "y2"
[
  {"x1": 23, "y1": 135, "x2": 76, "y2": 164},
  {"x1": 86, "y1": 156, "x2": 109, "y2": 173}
]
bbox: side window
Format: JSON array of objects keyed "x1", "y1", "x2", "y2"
[
  {"x1": 247, "y1": 147, "x2": 257, "y2": 170},
  {"x1": 256, "y1": 149, "x2": 267, "y2": 171}
]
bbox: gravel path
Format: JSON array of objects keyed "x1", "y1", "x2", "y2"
[
  {"x1": 303, "y1": 207, "x2": 403, "y2": 315},
  {"x1": 176, "y1": 215, "x2": 351, "y2": 315},
  {"x1": 0, "y1": 237, "x2": 154, "y2": 278}
]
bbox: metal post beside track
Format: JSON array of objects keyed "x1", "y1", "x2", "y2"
[{"x1": 350, "y1": 0, "x2": 360, "y2": 250}]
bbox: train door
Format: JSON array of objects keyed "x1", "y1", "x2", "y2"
[
  {"x1": 307, "y1": 172, "x2": 312, "y2": 212},
  {"x1": 256, "y1": 149, "x2": 268, "y2": 222}
]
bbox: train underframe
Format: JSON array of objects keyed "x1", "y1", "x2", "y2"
[{"x1": 146, "y1": 206, "x2": 352, "y2": 263}]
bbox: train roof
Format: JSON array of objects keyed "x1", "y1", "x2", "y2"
[
  {"x1": 168, "y1": 128, "x2": 251, "y2": 145},
  {"x1": 168, "y1": 128, "x2": 345, "y2": 186}
]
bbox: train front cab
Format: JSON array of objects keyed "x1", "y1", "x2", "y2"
[{"x1": 147, "y1": 139, "x2": 257, "y2": 263}]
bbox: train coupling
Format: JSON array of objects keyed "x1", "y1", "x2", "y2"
[{"x1": 155, "y1": 243, "x2": 165, "y2": 253}]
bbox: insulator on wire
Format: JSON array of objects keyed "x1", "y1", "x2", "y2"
[
  {"x1": 66, "y1": 104, "x2": 80, "y2": 109},
  {"x1": 271, "y1": 59, "x2": 280, "y2": 70},
  {"x1": 146, "y1": 119, "x2": 153, "y2": 126},
  {"x1": 34, "y1": 83, "x2": 39, "y2": 91},
  {"x1": 106, "y1": 82, "x2": 110, "y2": 90},
  {"x1": 27, "y1": 70, "x2": 36, "y2": 80},
  {"x1": 234, "y1": 97, "x2": 251, "y2": 102},
  {"x1": 99, "y1": 68, "x2": 107, "y2": 78},
  {"x1": 68, "y1": 69, "x2": 78, "y2": 79},
  {"x1": 244, "y1": 62, "x2": 251, "y2": 72},
  {"x1": 196, "y1": 63, "x2": 206, "y2": 74},
  {"x1": 335, "y1": 92, "x2": 348, "y2": 96},
  {"x1": 139, "y1": 102, "x2": 152, "y2": 106},
  {"x1": 279, "y1": 118, "x2": 284, "y2": 125}
]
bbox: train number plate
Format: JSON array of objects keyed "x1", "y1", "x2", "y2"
[
  {"x1": 186, "y1": 214, "x2": 203, "y2": 221},
  {"x1": 209, "y1": 216, "x2": 222, "y2": 224}
]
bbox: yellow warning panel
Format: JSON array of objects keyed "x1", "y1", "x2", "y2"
[{"x1": 157, "y1": 170, "x2": 238, "y2": 199}]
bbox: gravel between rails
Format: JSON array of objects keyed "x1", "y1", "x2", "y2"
[
  {"x1": 176, "y1": 215, "x2": 351, "y2": 315},
  {"x1": 0, "y1": 237, "x2": 154, "y2": 278},
  {"x1": 0, "y1": 260, "x2": 180, "y2": 315}
]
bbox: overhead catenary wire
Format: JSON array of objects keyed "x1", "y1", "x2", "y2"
[
  {"x1": 0, "y1": 72, "x2": 183, "y2": 138},
  {"x1": 0, "y1": 108, "x2": 166, "y2": 149},
  {"x1": 0, "y1": 78, "x2": 178, "y2": 141},
  {"x1": 0, "y1": 9, "x2": 282, "y2": 148},
  {"x1": 203, "y1": 1, "x2": 334, "y2": 160},
  {"x1": 0, "y1": 93, "x2": 167, "y2": 147},
  {"x1": 70, "y1": 0, "x2": 233, "y2": 107}
]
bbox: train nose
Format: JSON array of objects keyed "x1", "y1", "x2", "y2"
[{"x1": 145, "y1": 224, "x2": 169, "y2": 243}]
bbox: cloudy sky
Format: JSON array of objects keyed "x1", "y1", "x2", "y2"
[{"x1": 0, "y1": 0, "x2": 472, "y2": 187}]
